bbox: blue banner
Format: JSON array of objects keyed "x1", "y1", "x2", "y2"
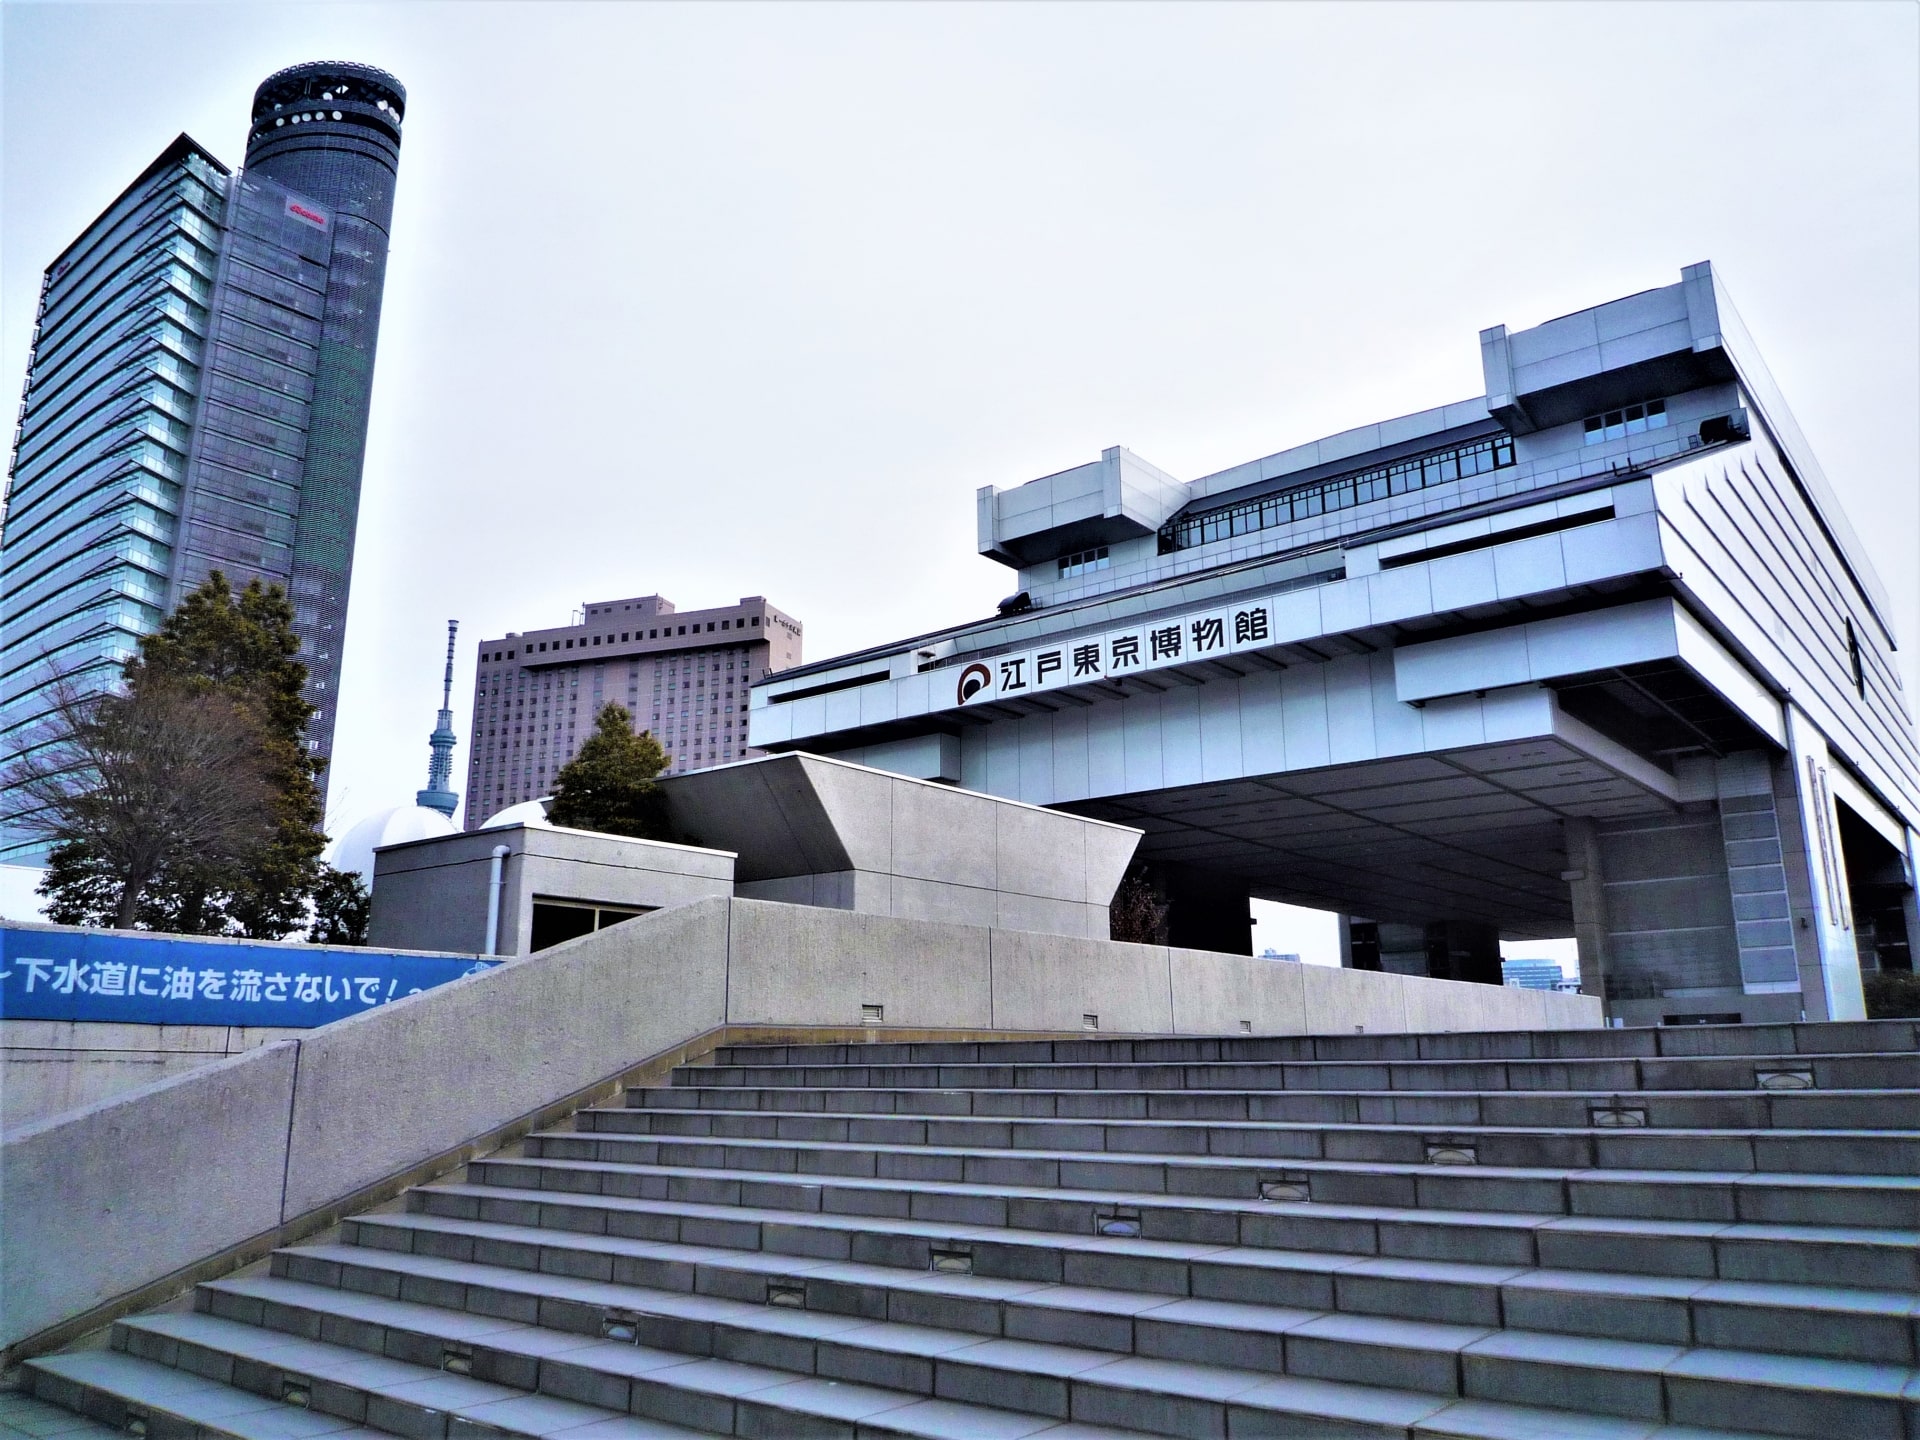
[{"x1": 0, "y1": 924, "x2": 497, "y2": 1028}]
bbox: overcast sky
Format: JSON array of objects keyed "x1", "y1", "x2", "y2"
[{"x1": 5, "y1": 2, "x2": 1917, "y2": 929}]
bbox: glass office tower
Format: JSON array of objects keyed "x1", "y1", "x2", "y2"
[{"x1": 0, "y1": 63, "x2": 405, "y2": 858}]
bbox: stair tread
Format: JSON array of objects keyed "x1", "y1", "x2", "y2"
[
  {"x1": 483, "y1": 1154, "x2": 1920, "y2": 1236},
  {"x1": 595, "y1": 1104, "x2": 1920, "y2": 1139},
  {"x1": 26, "y1": 1351, "x2": 395, "y2": 1440},
  {"x1": 0, "y1": 1390, "x2": 125, "y2": 1440},
  {"x1": 550, "y1": 1124, "x2": 1920, "y2": 1180},
  {"x1": 112, "y1": 1310, "x2": 1148, "y2": 1439},
  {"x1": 366, "y1": 1201, "x2": 1920, "y2": 1312},
  {"x1": 221, "y1": 1251, "x2": 1920, "y2": 1399}
]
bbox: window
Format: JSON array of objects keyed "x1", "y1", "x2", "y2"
[
  {"x1": 1582, "y1": 398, "x2": 1667, "y2": 446},
  {"x1": 1058, "y1": 546, "x2": 1110, "y2": 579},
  {"x1": 529, "y1": 898, "x2": 652, "y2": 951},
  {"x1": 1159, "y1": 433, "x2": 1516, "y2": 554}
]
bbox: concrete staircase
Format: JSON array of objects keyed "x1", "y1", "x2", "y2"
[{"x1": 20, "y1": 1020, "x2": 1920, "y2": 1440}]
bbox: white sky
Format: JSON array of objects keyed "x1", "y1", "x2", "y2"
[{"x1": 5, "y1": 3, "x2": 1916, "y2": 958}]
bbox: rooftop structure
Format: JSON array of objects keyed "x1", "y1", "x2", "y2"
[
  {"x1": 0, "y1": 63, "x2": 406, "y2": 857},
  {"x1": 466, "y1": 593, "x2": 802, "y2": 821},
  {"x1": 751, "y1": 263, "x2": 1920, "y2": 1023}
]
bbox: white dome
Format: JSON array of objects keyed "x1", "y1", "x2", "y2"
[
  {"x1": 481, "y1": 796, "x2": 553, "y2": 830},
  {"x1": 328, "y1": 803, "x2": 459, "y2": 883}
]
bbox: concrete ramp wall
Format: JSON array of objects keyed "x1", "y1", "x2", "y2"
[{"x1": 1, "y1": 896, "x2": 1598, "y2": 1362}]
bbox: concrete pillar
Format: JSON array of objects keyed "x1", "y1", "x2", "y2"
[
  {"x1": 1901, "y1": 828, "x2": 1920, "y2": 975},
  {"x1": 1782, "y1": 706, "x2": 1867, "y2": 1022},
  {"x1": 1564, "y1": 817, "x2": 1612, "y2": 1012},
  {"x1": 1341, "y1": 916, "x2": 1382, "y2": 970},
  {"x1": 1713, "y1": 752, "x2": 1800, "y2": 995}
]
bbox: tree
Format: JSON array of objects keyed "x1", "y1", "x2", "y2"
[
  {"x1": 15, "y1": 571, "x2": 329, "y2": 936},
  {"x1": 7, "y1": 675, "x2": 274, "y2": 929},
  {"x1": 309, "y1": 864, "x2": 371, "y2": 946},
  {"x1": 546, "y1": 703, "x2": 671, "y2": 839},
  {"x1": 1109, "y1": 859, "x2": 1170, "y2": 945},
  {"x1": 122, "y1": 572, "x2": 327, "y2": 937}
]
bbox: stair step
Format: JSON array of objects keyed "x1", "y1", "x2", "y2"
[
  {"x1": 580, "y1": 1103, "x2": 1920, "y2": 1173},
  {"x1": 369, "y1": 1193, "x2": 1920, "y2": 1361},
  {"x1": 629, "y1": 1084, "x2": 1920, "y2": 1131},
  {"x1": 678, "y1": 1052, "x2": 1920, "y2": 1095},
  {"x1": 0, "y1": 1387, "x2": 128, "y2": 1440},
  {"x1": 707, "y1": 1021, "x2": 1920, "y2": 1067},
  {"x1": 518, "y1": 1122, "x2": 1920, "y2": 1227},
  {"x1": 102, "y1": 1308, "x2": 1155, "y2": 1440},
  {"x1": 23, "y1": 1349, "x2": 396, "y2": 1440},
  {"x1": 467, "y1": 1152, "x2": 1920, "y2": 1288},
  {"x1": 193, "y1": 1260, "x2": 1916, "y2": 1439},
  {"x1": 24, "y1": 1023, "x2": 1916, "y2": 1440}
]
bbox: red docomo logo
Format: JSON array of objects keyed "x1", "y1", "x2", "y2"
[
  {"x1": 957, "y1": 663, "x2": 992, "y2": 704},
  {"x1": 287, "y1": 202, "x2": 328, "y2": 228}
]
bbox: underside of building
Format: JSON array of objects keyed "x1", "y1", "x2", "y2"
[{"x1": 749, "y1": 263, "x2": 1920, "y2": 1024}]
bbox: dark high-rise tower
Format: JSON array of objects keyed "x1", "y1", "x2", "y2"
[
  {"x1": 2, "y1": 62, "x2": 405, "y2": 857},
  {"x1": 184, "y1": 61, "x2": 406, "y2": 772}
]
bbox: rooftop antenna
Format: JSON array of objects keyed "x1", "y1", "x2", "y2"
[{"x1": 417, "y1": 619, "x2": 460, "y2": 818}]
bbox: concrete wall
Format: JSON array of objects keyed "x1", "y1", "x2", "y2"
[
  {"x1": 369, "y1": 823, "x2": 735, "y2": 955},
  {"x1": 1, "y1": 1020, "x2": 303, "y2": 1132},
  {"x1": 663, "y1": 752, "x2": 1142, "y2": 941},
  {"x1": 2, "y1": 894, "x2": 1598, "y2": 1362}
]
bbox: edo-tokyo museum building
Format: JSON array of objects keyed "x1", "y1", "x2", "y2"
[{"x1": 748, "y1": 264, "x2": 1920, "y2": 1026}]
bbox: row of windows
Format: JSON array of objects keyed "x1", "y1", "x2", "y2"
[
  {"x1": 1582, "y1": 398, "x2": 1668, "y2": 445},
  {"x1": 23, "y1": 274, "x2": 205, "y2": 446},
  {"x1": 40, "y1": 190, "x2": 219, "y2": 344},
  {"x1": 224, "y1": 231, "x2": 328, "y2": 293},
  {"x1": 11, "y1": 391, "x2": 192, "y2": 514},
  {"x1": 483, "y1": 616, "x2": 764, "y2": 661},
  {"x1": 1158, "y1": 434, "x2": 1516, "y2": 555},
  {"x1": 219, "y1": 289, "x2": 321, "y2": 347},
  {"x1": 1058, "y1": 546, "x2": 1110, "y2": 579},
  {"x1": 225, "y1": 258, "x2": 326, "y2": 321},
  {"x1": 3, "y1": 440, "x2": 184, "y2": 566}
]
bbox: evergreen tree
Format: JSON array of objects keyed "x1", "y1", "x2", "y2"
[
  {"x1": 546, "y1": 703, "x2": 671, "y2": 839},
  {"x1": 125, "y1": 572, "x2": 327, "y2": 937},
  {"x1": 309, "y1": 864, "x2": 371, "y2": 945}
]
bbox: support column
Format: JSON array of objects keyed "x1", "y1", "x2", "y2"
[
  {"x1": 1564, "y1": 817, "x2": 1611, "y2": 1013},
  {"x1": 1782, "y1": 706, "x2": 1867, "y2": 1022}
]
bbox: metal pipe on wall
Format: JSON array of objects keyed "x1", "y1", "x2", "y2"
[{"x1": 485, "y1": 845, "x2": 510, "y2": 956}]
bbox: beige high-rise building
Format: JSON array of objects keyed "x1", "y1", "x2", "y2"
[{"x1": 464, "y1": 594, "x2": 801, "y2": 826}]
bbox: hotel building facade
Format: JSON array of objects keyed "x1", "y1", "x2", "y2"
[{"x1": 465, "y1": 594, "x2": 801, "y2": 822}]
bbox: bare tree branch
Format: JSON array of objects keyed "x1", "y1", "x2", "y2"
[{"x1": 2, "y1": 670, "x2": 276, "y2": 927}]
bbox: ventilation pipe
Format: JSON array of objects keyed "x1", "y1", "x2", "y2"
[{"x1": 485, "y1": 845, "x2": 511, "y2": 956}]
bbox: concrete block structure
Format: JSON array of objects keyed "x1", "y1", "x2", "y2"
[
  {"x1": 750, "y1": 264, "x2": 1920, "y2": 1024},
  {"x1": 660, "y1": 751, "x2": 1139, "y2": 939},
  {"x1": 371, "y1": 752, "x2": 1140, "y2": 953},
  {"x1": 466, "y1": 593, "x2": 803, "y2": 818},
  {"x1": 1, "y1": 893, "x2": 1602, "y2": 1364},
  {"x1": 367, "y1": 823, "x2": 735, "y2": 957}
]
